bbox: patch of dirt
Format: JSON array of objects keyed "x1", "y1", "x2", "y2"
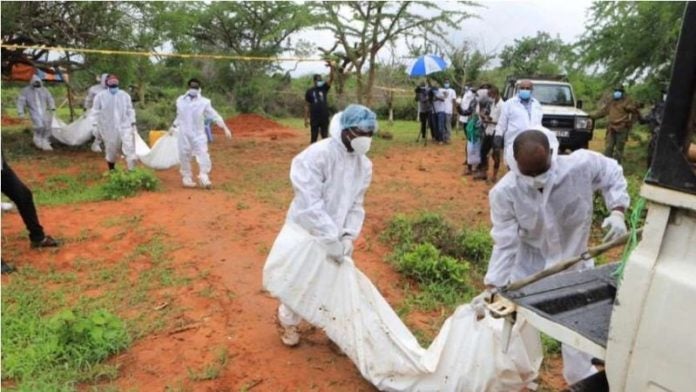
[
  {"x1": 219, "y1": 114, "x2": 299, "y2": 140},
  {"x1": 1, "y1": 121, "x2": 563, "y2": 391},
  {"x1": 1, "y1": 116, "x2": 22, "y2": 126}
]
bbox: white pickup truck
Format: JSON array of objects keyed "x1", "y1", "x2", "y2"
[{"x1": 503, "y1": 76, "x2": 593, "y2": 151}]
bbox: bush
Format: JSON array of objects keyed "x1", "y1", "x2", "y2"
[
  {"x1": 454, "y1": 227, "x2": 493, "y2": 266},
  {"x1": 397, "y1": 243, "x2": 471, "y2": 289},
  {"x1": 102, "y1": 168, "x2": 159, "y2": 200}
]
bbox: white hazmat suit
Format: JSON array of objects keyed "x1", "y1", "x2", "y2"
[
  {"x1": 84, "y1": 73, "x2": 108, "y2": 152},
  {"x1": 17, "y1": 75, "x2": 56, "y2": 151},
  {"x1": 174, "y1": 93, "x2": 230, "y2": 187},
  {"x1": 494, "y1": 95, "x2": 543, "y2": 151},
  {"x1": 485, "y1": 127, "x2": 630, "y2": 385},
  {"x1": 90, "y1": 88, "x2": 137, "y2": 170},
  {"x1": 278, "y1": 108, "x2": 374, "y2": 330}
]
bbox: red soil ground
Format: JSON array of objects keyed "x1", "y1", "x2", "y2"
[{"x1": 1, "y1": 116, "x2": 565, "y2": 391}]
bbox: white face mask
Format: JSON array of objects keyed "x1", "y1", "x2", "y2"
[
  {"x1": 520, "y1": 170, "x2": 551, "y2": 189},
  {"x1": 188, "y1": 88, "x2": 199, "y2": 97},
  {"x1": 350, "y1": 136, "x2": 372, "y2": 155}
]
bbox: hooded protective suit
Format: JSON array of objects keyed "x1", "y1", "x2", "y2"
[
  {"x1": 485, "y1": 127, "x2": 629, "y2": 384},
  {"x1": 278, "y1": 108, "x2": 375, "y2": 328},
  {"x1": 85, "y1": 73, "x2": 108, "y2": 152},
  {"x1": 174, "y1": 93, "x2": 229, "y2": 185},
  {"x1": 17, "y1": 75, "x2": 56, "y2": 150},
  {"x1": 90, "y1": 88, "x2": 137, "y2": 169}
]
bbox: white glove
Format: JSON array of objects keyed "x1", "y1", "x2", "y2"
[
  {"x1": 224, "y1": 126, "x2": 232, "y2": 140},
  {"x1": 601, "y1": 210, "x2": 627, "y2": 243},
  {"x1": 471, "y1": 288, "x2": 497, "y2": 319},
  {"x1": 325, "y1": 240, "x2": 345, "y2": 264},
  {"x1": 341, "y1": 238, "x2": 354, "y2": 257}
]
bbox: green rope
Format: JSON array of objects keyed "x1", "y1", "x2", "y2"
[{"x1": 613, "y1": 172, "x2": 650, "y2": 284}]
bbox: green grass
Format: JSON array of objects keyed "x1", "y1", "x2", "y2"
[{"x1": 1, "y1": 232, "x2": 191, "y2": 390}]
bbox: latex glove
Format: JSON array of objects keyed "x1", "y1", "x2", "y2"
[
  {"x1": 471, "y1": 288, "x2": 497, "y2": 319},
  {"x1": 601, "y1": 210, "x2": 627, "y2": 243},
  {"x1": 341, "y1": 238, "x2": 354, "y2": 257},
  {"x1": 493, "y1": 135, "x2": 503, "y2": 149},
  {"x1": 325, "y1": 240, "x2": 345, "y2": 264},
  {"x1": 224, "y1": 126, "x2": 232, "y2": 140}
]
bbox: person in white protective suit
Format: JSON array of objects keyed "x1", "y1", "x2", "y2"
[
  {"x1": 174, "y1": 78, "x2": 232, "y2": 189},
  {"x1": 493, "y1": 79, "x2": 543, "y2": 153},
  {"x1": 477, "y1": 127, "x2": 629, "y2": 385},
  {"x1": 90, "y1": 74, "x2": 138, "y2": 171},
  {"x1": 84, "y1": 73, "x2": 109, "y2": 153},
  {"x1": 17, "y1": 75, "x2": 56, "y2": 151},
  {"x1": 277, "y1": 104, "x2": 377, "y2": 347}
]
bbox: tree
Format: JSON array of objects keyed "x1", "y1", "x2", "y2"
[
  {"x1": 314, "y1": 1, "x2": 477, "y2": 106},
  {"x1": 578, "y1": 1, "x2": 685, "y2": 95},
  {"x1": 447, "y1": 42, "x2": 494, "y2": 88},
  {"x1": 499, "y1": 31, "x2": 574, "y2": 76}
]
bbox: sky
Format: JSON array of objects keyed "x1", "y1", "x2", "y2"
[{"x1": 286, "y1": 0, "x2": 595, "y2": 77}]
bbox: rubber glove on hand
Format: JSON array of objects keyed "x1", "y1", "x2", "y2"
[
  {"x1": 325, "y1": 240, "x2": 345, "y2": 264},
  {"x1": 224, "y1": 126, "x2": 232, "y2": 140},
  {"x1": 341, "y1": 238, "x2": 354, "y2": 257},
  {"x1": 602, "y1": 210, "x2": 627, "y2": 243},
  {"x1": 471, "y1": 287, "x2": 497, "y2": 319}
]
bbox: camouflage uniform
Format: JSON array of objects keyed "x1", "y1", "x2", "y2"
[{"x1": 591, "y1": 97, "x2": 641, "y2": 163}]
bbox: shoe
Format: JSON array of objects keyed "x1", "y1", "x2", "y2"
[
  {"x1": 473, "y1": 172, "x2": 487, "y2": 181},
  {"x1": 182, "y1": 177, "x2": 197, "y2": 188},
  {"x1": 90, "y1": 140, "x2": 102, "y2": 153},
  {"x1": 31, "y1": 235, "x2": 59, "y2": 248},
  {"x1": 1, "y1": 261, "x2": 16, "y2": 274},
  {"x1": 33, "y1": 135, "x2": 44, "y2": 149},
  {"x1": 41, "y1": 138, "x2": 53, "y2": 151},
  {"x1": 281, "y1": 325, "x2": 300, "y2": 347},
  {"x1": 1, "y1": 202, "x2": 15, "y2": 212},
  {"x1": 198, "y1": 175, "x2": 212, "y2": 189}
]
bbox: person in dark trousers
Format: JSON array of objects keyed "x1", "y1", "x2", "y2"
[
  {"x1": 415, "y1": 81, "x2": 434, "y2": 141},
  {"x1": 1, "y1": 153, "x2": 59, "y2": 274},
  {"x1": 304, "y1": 66, "x2": 335, "y2": 143}
]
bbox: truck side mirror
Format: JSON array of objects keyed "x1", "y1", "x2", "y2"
[{"x1": 577, "y1": 100, "x2": 583, "y2": 109}]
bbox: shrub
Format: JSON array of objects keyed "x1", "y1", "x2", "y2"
[
  {"x1": 396, "y1": 243, "x2": 471, "y2": 290},
  {"x1": 102, "y1": 168, "x2": 159, "y2": 200}
]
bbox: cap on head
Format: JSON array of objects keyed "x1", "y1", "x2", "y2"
[
  {"x1": 340, "y1": 104, "x2": 378, "y2": 133},
  {"x1": 187, "y1": 78, "x2": 201, "y2": 89}
]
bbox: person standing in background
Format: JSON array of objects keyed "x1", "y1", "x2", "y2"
[{"x1": 304, "y1": 65, "x2": 335, "y2": 144}]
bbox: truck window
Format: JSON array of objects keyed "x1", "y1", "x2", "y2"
[{"x1": 532, "y1": 84, "x2": 574, "y2": 106}]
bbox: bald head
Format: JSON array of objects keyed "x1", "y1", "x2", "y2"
[
  {"x1": 513, "y1": 130, "x2": 551, "y2": 176},
  {"x1": 519, "y1": 80, "x2": 533, "y2": 90}
]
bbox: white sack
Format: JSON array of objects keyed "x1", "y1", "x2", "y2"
[
  {"x1": 263, "y1": 222, "x2": 543, "y2": 392},
  {"x1": 134, "y1": 128, "x2": 180, "y2": 170},
  {"x1": 51, "y1": 115, "x2": 96, "y2": 146}
]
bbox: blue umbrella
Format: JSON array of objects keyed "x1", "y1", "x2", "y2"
[{"x1": 406, "y1": 54, "x2": 448, "y2": 77}]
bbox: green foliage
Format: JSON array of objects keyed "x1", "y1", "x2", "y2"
[
  {"x1": 500, "y1": 31, "x2": 574, "y2": 76},
  {"x1": 397, "y1": 243, "x2": 471, "y2": 290},
  {"x1": 541, "y1": 333, "x2": 561, "y2": 355},
  {"x1": 101, "y1": 168, "x2": 159, "y2": 200},
  {"x1": 578, "y1": 1, "x2": 685, "y2": 95}
]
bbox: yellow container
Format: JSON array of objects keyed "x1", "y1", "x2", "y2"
[{"x1": 148, "y1": 130, "x2": 167, "y2": 147}]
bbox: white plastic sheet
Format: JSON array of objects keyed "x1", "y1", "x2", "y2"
[
  {"x1": 51, "y1": 115, "x2": 96, "y2": 146},
  {"x1": 134, "y1": 127, "x2": 179, "y2": 170},
  {"x1": 263, "y1": 222, "x2": 543, "y2": 392}
]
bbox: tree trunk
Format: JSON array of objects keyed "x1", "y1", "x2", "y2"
[
  {"x1": 388, "y1": 91, "x2": 394, "y2": 125},
  {"x1": 365, "y1": 51, "x2": 378, "y2": 107},
  {"x1": 65, "y1": 51, "x2": 75, "y2": 121},
  {"x1": 355, "y1": 71, "x2": 364, "y2": 104}
]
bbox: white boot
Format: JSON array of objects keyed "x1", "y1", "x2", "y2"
[
  {"x1": 182, "y1": 176, "x2": 196, "y2": 188},
  {"x1": 41, "y1": 138, "x2": 53, "y2": 151},
  {"x1": 280, "y1": 325, "x2": 300, "y2": 347},
  {"x1": 198, "y1": 174, "x2": 212, "y2": 189},
  {"x1": 91, "y1": 139, "x2": 102, "y2": 153},
  {"x1": 33, "y1": 135, "x2": 43, "y2": 149}
]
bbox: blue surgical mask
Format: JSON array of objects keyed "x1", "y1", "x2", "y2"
[
  {"x1": 316, "y1": 80, "x2": 325, "y2": 87},
  {"x1": 444, "y1": 83, "x2": 450, "y2": 88},
  {"x1": 518, "y1": 89, "x2": 531, "y2": 100},
  {"x1": 109, "y1": 86, "x2": 119, "y2": 95},
  {"x1": 613, "y1": 91, "x2": 623, "y2": 100}
]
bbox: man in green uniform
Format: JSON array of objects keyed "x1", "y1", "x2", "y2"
[{"x1": 590, "y1": 86, "x2": 641, "y2": 164}]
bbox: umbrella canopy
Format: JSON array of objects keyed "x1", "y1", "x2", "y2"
[{"x1": 406, "y1": 54, "x2": 447, "y2": 77}]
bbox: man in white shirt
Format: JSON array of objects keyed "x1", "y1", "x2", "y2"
[
  {"x1": 475, "y1": 86, "x2": 503, "y2": 182},
  {"x1": 494, "y1": 79, "x2": 543, "y2": 154},
  {"x1": 458, "y1": 85, "x2": 475, "y2": 129},
  {"x1": 441, "y1": 78, "x2": 457, "y2": 143}
]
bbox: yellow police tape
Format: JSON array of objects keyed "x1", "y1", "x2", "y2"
[{"x1": 0, "y1": 43, "x2": 326, "y2": 62}]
